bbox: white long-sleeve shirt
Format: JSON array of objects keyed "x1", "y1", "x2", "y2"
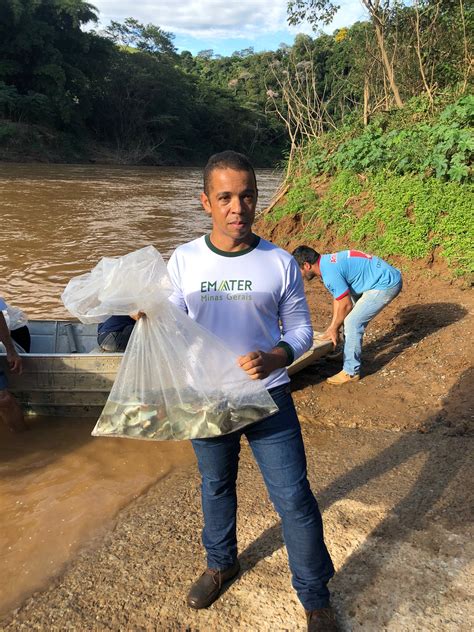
[{"x1": 167, "y1": 235, "x2": 313, "y2": 390}]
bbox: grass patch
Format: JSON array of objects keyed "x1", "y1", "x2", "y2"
[{"x1": 267, "y1": 94, "x2": 473, "y2": 276}]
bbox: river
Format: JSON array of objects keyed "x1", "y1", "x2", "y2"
[
  {"x1": 0, "y1": 163, "x2": 282, "y2": 319},
  {"x1": 0, "y1": 163, "x2": 283, "y2": 618}
]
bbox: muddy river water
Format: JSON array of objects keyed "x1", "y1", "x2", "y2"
[{"x1": 0, "y1": 163, "x2": 282, "y2": 616}]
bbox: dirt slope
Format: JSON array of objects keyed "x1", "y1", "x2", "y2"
[{"x1": 256, "y1": 213, "x2": 473, "y2": 435}]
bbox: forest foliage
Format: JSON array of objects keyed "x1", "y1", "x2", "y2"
[
  {"x1": 258, "y1": 0, "x2": 473, "y2": 276},
  {"x1": 266, "y1": 95, "x2": 473, "y2": 275},
  {"x1": 0, "y1": 0, "x2": 471, "y2": 166}
]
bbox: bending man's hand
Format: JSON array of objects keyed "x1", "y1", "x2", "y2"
[
  {"x1": 319, "y1": 327, "x2": 340, "y2": 348},
  {"x1": 238, "y1": 348, "x2": 288, "y2": 380},
  {"x1": 320, "y1": 296, "x2": 352, "y2": 348}
]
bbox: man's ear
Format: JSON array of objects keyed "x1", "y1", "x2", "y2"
[
  {"x1": 200, "y1": 191, "x2": 211, "y2": 215},
  {"x1": 303, "y1": 262, "x2": 311, "y2": 271}
]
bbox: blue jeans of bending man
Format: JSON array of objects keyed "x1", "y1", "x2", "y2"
[
  {"x1": 191, "y1": 384, "x2": 334, "y2": 611},
  {"x1": 343, "y1": 280, "x2": 403, "y2": 376}
]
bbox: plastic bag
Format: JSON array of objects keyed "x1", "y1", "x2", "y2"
[
  {"x1": 61, "y1": 246, "x2": 173, "y2": 324},
  {"x1": 61, "y1": 246, "x2": 279, "y2": 440}
]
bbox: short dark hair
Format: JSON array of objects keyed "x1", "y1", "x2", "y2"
[
  {"x1": 292, "y1": 245, "x2": 320, "y2": 267},
  {"x1": 203, "y1": 150, "x2": 257, "y2": 195}
]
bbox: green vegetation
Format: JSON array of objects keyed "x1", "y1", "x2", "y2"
[
  {"x1": 0, "y1": 2, "x2": 287, "y2": 165},
  {"x1": 326, "y1": 97, "x2": 473, "y2": 183},
  {"x1": 1, "y1": 0, "x2": 471, "y2": 166},
  {"x1": 266, "y1": 97, "x2": 473, "y2": 276},
  {"x1": 260, "y1": 0, "x2": 473, "y2": 277}
]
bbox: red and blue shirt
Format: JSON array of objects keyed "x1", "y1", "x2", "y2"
[{"x1": 319, "y1": 250, "x2": 401, "y2": 300}]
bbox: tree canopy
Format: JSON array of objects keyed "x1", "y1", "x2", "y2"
[{"x1": 0, "y1": 0, "x2": 471, "y2": 165}]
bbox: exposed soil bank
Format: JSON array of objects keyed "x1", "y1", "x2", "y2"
[{"x1": 256, "y1": 212, "x2": 473, "y2": 435}]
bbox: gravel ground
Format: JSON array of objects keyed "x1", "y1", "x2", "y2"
[{"x1": 2, "y1": 423, "x2": 472, "y2": 631}]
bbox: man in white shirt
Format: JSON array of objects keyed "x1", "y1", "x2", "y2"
[
  {"x1": 167, "y1": 151, "x2": 337, "y2": 632},
  {"x1": 0, "y1": 297, "x2": 26, "y2": 432}
]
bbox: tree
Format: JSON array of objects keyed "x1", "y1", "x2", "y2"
[
  {"x1": 89, "y1": 49, "x2": 193, "y2": 162},
  {"x1": 287, "y1": 0, "x2": 404, "y2": 107},
  {"x1": 0, "y1": 0, "x2": 113, "y2": 126},
  {"x1": 104, "y1": 18, "x2": 177, "y2": 57},
  {"x1": 196, "y1": 49, "x2": 214, "y2": 60},
  {"x1": 287, "y1": 0, "x2": 340, "y2": 26},
  {"x1": 266, "y1": 36, "x2": 340, "y2": 174}
]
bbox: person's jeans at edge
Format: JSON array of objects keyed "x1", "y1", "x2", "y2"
[
  {"x1": 343, "y1": 281, "x2": 403, "y2": 376},
  {"x1": 191, "y1": 383, "x2": 335, "y2": 610},
  {"x1": 97, "y1": 324, "x2": 134, "y2": 352}
]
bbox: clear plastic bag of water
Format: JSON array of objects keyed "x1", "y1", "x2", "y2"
[{"x1": 61, "y1": 246, "x2": 278, "y2": 440}]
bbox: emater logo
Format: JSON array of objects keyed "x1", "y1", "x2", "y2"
[{"x1": 201, "y1": 280, "x2": 252, "y2": 292}]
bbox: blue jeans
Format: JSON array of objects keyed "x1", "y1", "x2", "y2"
[
  {"x1": 191, "y1": 384, "x2": 334, "y2": 610},
  {"x1": 97, "y1": 324, "x2": 134, "y2": 352},
  {"x1": 343, "y1": 281, "x2": 402, "y2": 376}
]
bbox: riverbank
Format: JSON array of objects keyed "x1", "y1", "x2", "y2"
[
  {"x1": 0, "y1": 124, "x2": 279, "y2": 167},
  {"x1": 2, "y1": 266, "x2": 472, "y2": 630},
  {"x1": 2, "y1": 424, "x2": 471, "y2": 631},
  {"x1": 0, "y1": 124, "x2": 190, "y2": 166}
]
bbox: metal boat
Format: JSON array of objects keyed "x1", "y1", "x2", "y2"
[
  {"x1": 0, "y1": 320, "x2": 120, "y2": 417},
  {"x1": 0, "y1": 320, "x2": 333, "y2": 417}
]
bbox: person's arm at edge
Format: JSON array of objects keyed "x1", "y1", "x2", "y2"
[{"x1": 0, "y1": 312, "x2": 22, "y2": 374}]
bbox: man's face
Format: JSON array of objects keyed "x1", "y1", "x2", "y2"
[
  {"x1": 201, "y1": 168, "x2": 257, "y2": 243},
  {"x1": 301, "y1": 262, "x2": 317, "y2": 281}
]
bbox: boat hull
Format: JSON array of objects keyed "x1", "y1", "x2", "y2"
[
  {"x1": 0, "y1": 320, "x2": 333, "y2": 417},
  {"x1": 0, "y1": 320, "x2": 121, "y2": 417},
  {"x1": 1, "y1": 354, "x2": 121, "y2": 417}
]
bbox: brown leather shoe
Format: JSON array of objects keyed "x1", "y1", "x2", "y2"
[
  {"x1": 187, "y1": 561, "x2": 240, "y2": 609},
  {"x1": 306, "y1": 607, "x2": 339, "y2": 631}
]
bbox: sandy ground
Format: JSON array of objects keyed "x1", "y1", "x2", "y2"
[
  {"x1": 2, "y1": 425, "x2": 472, "y2": 631},
  {"x1": 2, "y1": 255, "x2": 473, "y2": 631}
]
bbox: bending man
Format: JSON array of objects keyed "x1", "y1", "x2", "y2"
[
  {"x1": 97, "y1": 315, "x2": 135, "y2": 352},
  {"x1": 292, "y1": 246, "x2": 402, "y2": 385}
]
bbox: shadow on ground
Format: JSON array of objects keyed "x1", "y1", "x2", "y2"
[
  {"x1": 239, "y1": 367, "x2": 473, "y2": 618},
  {"x1": 291, "y1": 302, "x2": 467, "y2": 390},
  {"x1": 361, "y1": 302, "x2": 467, "y2": 376}
]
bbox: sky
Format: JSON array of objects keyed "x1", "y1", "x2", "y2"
[{"x1": 88, "y1": 0, "x2": 368, "y2": 56}]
